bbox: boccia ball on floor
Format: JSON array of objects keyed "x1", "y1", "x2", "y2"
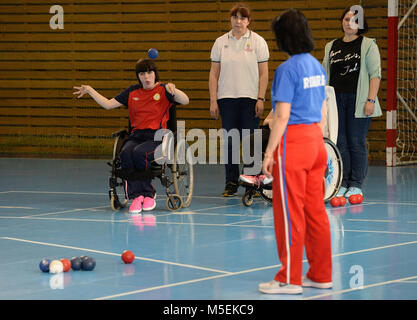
[
  {"x1": 349, "y1": 194, "x2": 363, "y2": 205},
  {"x1": 70, "y1": 256, "x2": 82, "y2": 271},
  {"x1": 60, "y1": 258, "x2": 71, "y2": 272},
  {"x1": 121, "y1": 250, "x2": 135, "y2": 264},
  {"x1": 330, "y1": 197, "x2": 341, "y2": 207},
  {"x1": 338, "y1": 196, "x2": 347, "y2": 206},
  {"x1": 49, "y1": 260, "x2": 64, "y2": 274},
  {"x1": 39, "y1": 258, "x2": 51, "y2": 273},
  {"x1": 81, "y1": 256, "x2": 96, "y2": 271}
]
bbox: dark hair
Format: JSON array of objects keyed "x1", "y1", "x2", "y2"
[
  {"x1": 271, "y1": 9, "x2": 314, "y2": 55},
  {"x1": 340, "y1": 6, "x2": 369, "y2": 35},
  {"x1": 230, "y1": 3, "x2": 251, "y2": 22},
  {"x1": 135, "y1": 58, "x2": 159, "y2": 87}
]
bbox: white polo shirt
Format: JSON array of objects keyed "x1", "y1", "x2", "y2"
[{"x1": 210, "y1": 29, "x2": 269, "y2": 100}]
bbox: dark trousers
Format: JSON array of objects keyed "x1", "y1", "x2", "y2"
[
  {"x1": 242, "y1": 125, "x2": 270, "y2": 175},
  {"x1": 119, "y1": 130, "x2": 161, "y2": 199},
  {"x1": 335, "y1": 93, "x2": 371, "y2": 189},
  {"x1": 218, "y1": 98, "x2": 260, "y2": 184}
]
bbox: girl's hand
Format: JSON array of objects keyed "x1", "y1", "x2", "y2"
[
  {"x1": 165, "y1": 83, "x2": 176, "y2": 96},
  {"x1": 73, "y1": 85, "x2": 91, "y2": 98}
]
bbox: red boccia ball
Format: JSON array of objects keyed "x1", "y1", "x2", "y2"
[
  {"x1": 60, "y1": 258, "x2": 72, "y2": 272},
  {"x1": 356, "y1": 194, "x2": 363, "y2": 204},
  {"x1": 349, "y1": 194, "x2": 359, "y2": 205},
  {"x1": 121, "y1": 250, "x2": 135, "y2": 264},
  {"x1": 338, "y1": 196, "x2": 347, "y2": 206},
  {"x1": 330, "y1": 197, "x2": 341, "y2": 207}
]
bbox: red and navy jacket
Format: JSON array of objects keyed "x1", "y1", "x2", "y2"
[{"x1": 114, "y1": 83, "x2": 175, "y2": 132}]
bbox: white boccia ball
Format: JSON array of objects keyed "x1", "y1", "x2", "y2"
[{"x1": 49, "y1": 260, "x2": 64, "y2": 274}]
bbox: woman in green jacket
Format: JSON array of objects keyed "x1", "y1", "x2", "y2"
[{"x1": 322, "y1": 6, "x2": 382, "y2": 198}]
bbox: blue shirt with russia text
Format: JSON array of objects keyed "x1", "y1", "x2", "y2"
[{"x1": 271, "y1": 53, "x2": 326, "y2": 125}]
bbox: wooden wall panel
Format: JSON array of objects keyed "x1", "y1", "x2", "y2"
[{"x1": 0, "y1": 0, "x2": 388, "y2": 160}]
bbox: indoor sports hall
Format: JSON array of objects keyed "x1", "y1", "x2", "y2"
[{"x1": 1, "y1": 0, "x2": 416, "y2": 301}]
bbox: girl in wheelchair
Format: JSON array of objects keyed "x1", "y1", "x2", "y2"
[{"x1": 73, "y1": 58, "x2": 189, "y2": 213}]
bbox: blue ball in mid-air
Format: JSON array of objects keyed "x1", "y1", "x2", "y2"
[{"x1": 147, "y1": 48, "x2": 159, "y2": 59}]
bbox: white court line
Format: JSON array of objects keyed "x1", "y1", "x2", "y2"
[
  {"x1": 2, "y1": 191, "x2": 105, "y2": 196},
  {"x1": 0, "y1": 206, "x2": 36, "y2": 210},
  {"x1": 20, "y1": 206, "x2": 109, "y2": 218},
  {"x1": 347, "y1": 219, "x2": 399, "y2": 223},
  {"x1": 0, "y1": 236, "x2": 232, "y2": 275},
  {"x1": 302, "y1": 275, "x2": 417, "y2": 300}
]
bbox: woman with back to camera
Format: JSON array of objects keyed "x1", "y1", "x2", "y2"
[
  {"x1": 260, "y1": 9, "x2": 332, "y2": 295},
  {"x1": 209, "y1": 2, "x2": 269, "y2": 197},
  {"x1": 323, "y1": 6, "x2": 382, "y2": 199}
]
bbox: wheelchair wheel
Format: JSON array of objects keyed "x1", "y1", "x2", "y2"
[
  {"x1": 112, "y1": 131, "x2": 128, "y2": 161},
  {"x1": 166, "y1": 194, "x2": 183, "y2": 211},
  {"x1": 259, "y1": 188, "x2": 273, "y2": 203},
  {"x1": 109, "y1": 188, "x2": 128, "y2": 211},
  {"x1": 242, "y1": 189, "x2": 254, "y2": 207},
  {"x1": 173, "y1": 139, "x2": 194, "y2": 208},
  {"x1": 324, "y1": 138, "x2": 343, "y2": 202}
]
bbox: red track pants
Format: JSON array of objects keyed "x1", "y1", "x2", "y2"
[{"x1": 272, "y1": 124, "x2": 332, "y2": 285}]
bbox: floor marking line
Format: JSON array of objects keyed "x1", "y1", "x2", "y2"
[
  {"x1": 0, "y1": 236, "x2": 232, "y2": 275},
  {"x1": 20, "y1": 206, "x2": 109, "y2": 218},
  {"x1": 0, "y1": 206, "x2": 36, "y2": 210},
  {"x1": 347, "y1": 219, "x2": 399, "y2": 223},
  {"x1": 302, "y1": 275, "x2": 417, "y2": 300}
]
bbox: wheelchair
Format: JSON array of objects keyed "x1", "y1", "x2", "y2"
[
  {"x1": 108, "y1": 105, "x2": 194, "y2": 211},
  {"x1": 240, "y1": 137, "x2": 342, "y2": 206}
]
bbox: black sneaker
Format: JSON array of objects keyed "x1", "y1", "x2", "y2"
[{"x1": 222, "y1": 182, "x2": 238, "y2": 197}]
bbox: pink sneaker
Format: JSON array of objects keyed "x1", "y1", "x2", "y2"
[
  {"x1": 129, "y1": 196, "x2": 144, "y2": 214},
  {"x1": 239, "y1": 174, "x2": 257, "y2": 185},
  {"x1": 142, "y1": 196, "x2": 156, "y2": 211},
  {"x1": 239, "y1": 174, "x2": 273, "y2": 186}
]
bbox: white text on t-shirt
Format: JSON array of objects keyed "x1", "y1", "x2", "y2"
[{"x1": 303, "y1": 74, "x2": 325, "y2": 89}]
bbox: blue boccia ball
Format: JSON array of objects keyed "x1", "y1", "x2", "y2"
[
  {"x1": 81, "y1": 256, "x2": 96, "y2": 271},
  {"x1": 70, "y1": 256, "x2": 82, "y2": 271},
  {"x1": 39, "y1": 258, "x2": 50, "y2": 272},
  {"x1": 147, "y1": 48, "x2": 158, "y2": 59}
]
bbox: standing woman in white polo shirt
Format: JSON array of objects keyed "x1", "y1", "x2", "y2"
[{"x1": 209, "y1": 2, "x2": 269, "y2": 197}]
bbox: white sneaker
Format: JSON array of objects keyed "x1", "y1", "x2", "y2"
[
  {"x1": 302, "y1": 276, "x2": 332, "y2": 289},
  {"x1": 258, "y1": 280, "x2": 303, "y2": 294},
  {"x1": 335, "y1": 186, "x2": 347, "y2": 197},
  {"x1": 344, "y1": 187, "x2": 363, "y2": 198}
]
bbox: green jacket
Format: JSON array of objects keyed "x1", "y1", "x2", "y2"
[{"x1": 322, "y1": 36, "x2": 382, "y2": 118}]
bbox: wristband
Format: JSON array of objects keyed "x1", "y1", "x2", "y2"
[
  {"x1": 367, "y1": 98, "x2": 375, "y2": 104},
  {"x1": 257, "y1": 97, "x2": 265, "y2": 102}
]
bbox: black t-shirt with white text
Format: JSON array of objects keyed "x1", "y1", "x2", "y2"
[{"x1": 329, "y1": 36, "x2": 363, "y2": 94}]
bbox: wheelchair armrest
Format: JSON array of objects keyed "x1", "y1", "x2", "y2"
[{"x1": 112, "y1": 129, "x2": 128, "y2": 138}]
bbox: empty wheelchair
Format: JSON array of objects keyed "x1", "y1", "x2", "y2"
[{"x1": 108, "y1": 105, "x2": 194, "y2": 211}]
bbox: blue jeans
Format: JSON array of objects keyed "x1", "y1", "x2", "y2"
[
  {"x1": 336, "y1": 93, "x2": 371, "y2": 189},
  {"x1": 218, "y1": 98, "x2": 259, "y2": 184}
]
